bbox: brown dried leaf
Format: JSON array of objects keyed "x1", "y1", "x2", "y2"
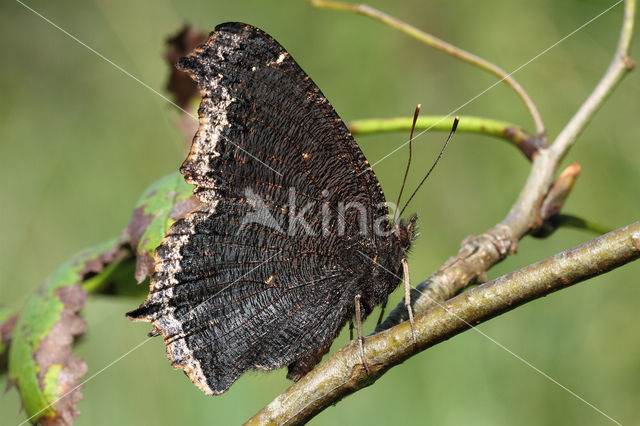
[
  {"x1": 35, "y1": 286, "x2": 88, "y2": 426},
  {"x1": 165, "y1": 25, "x2": 207, "y2": 108}
]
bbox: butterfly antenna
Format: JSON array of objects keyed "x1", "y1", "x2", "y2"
[
  {"x1": 398, "y1": 116, "x2": 459, "y2": 219},
  {"x1": 393, "y1": 104, "x2": 421, "y2": 223}
]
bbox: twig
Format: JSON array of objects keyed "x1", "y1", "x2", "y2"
[
  {"x1": 348, "y1": 115, "x2": 539, "y2": 160},
  {"x1": 311, "y1": 0, "x2": 547, "y2": 141},
  {"x1": 550, "y1": 0, "x2": 635, "y2": 161},
  {"x1": 247, "y1": 222, "x2": 640, "y2": 424},
  {"x1": 378, "y1": 0, "x2": 636, "y2": 331}
]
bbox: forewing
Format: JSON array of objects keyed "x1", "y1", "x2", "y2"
[{"x1": 177, "y1": 22, "x2": 387, "y2": 222}]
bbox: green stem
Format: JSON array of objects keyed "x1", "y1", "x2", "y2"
[
  {"x1": 81, "y1": 258, "x2": 123, "y2": 294},
  {"x1": 81, "y1": 253, "x2": 143, "y2": 297},
  {"x1": 311, "y1": 0, "x2": 546, "y2": 141},
  {"x1": 348, "y1": 115, "x2": 539, "y2": 160}
]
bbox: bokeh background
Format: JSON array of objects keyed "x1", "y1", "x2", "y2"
[{"x1": 1, "y1": 0, "x2": 639, "y2": 424}]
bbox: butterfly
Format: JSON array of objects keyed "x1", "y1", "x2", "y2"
[{"x1": 127, "y1": 22, "x2": 416, "y2": 395}]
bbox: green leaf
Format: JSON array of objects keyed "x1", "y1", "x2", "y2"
[
  {"x1": 123, "y1": 172, "x2": 198, "y2": 282},
  {"x1": 137, "y1": 173, "x2": 194, "y2": 255},
  {"x1": 8, "y1": 238, "x2": 121, "y2": 424},
  {"x1": 7, "y1": 173, "x2": 197, "y2": 423}
]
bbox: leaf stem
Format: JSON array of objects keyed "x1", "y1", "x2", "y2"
[{"x1": 348, "y1": 115, "x2": 539, "y2": 160}]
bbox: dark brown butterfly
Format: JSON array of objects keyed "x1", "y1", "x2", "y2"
[{"x1": 127, "y1": 22, "x2": 415, "y2": 395}]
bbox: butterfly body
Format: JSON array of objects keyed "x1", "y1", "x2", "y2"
[{"x1": 127, "y1": 22, "x2": 414, "y2": 395}]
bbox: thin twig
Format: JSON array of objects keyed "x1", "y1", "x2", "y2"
[
  {"x1": 311, "y1": 0, "x2": 547, "y2": 141},
  {"x1": 348, "y1": 115, "x2": 539, "y2": 160},
  {"x1": 379, "y1": 0, "x2": 636, "y2": 331},
  {"x1": 247, "y1": 222, "x2": 640, "y2": 424},
  {"x1": 550, "y1": 0, "x2": 635, "y2": 161}
]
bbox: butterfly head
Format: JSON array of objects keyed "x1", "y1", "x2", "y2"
[
  {"x1": 363, "y1": 214, "x2": 417, "y2": 310},
  {"x1": 392, "y1": 214, "x2": 418, "y2": 252}
]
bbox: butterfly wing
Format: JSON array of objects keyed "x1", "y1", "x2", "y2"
[
  {"x1": 128, "y1": 22, "x2": 391, "y2": 394},
  {"x1": 178, "y1": 22, "x2": 386, "y2": 213}
]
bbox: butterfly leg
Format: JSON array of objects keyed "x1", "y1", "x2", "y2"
[
  {"x1": 402, "y1": 258, "x2": 418, "y2": 345},
  {"x1": 354, "y1": 294, "x2": 370, "y2": 374}
]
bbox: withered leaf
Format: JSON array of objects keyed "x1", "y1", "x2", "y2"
[
  {"x1": 166, "y1": 25, "x2": 207, "y2": 108},
  {"x1": 8, "y1": 239, "x2": 127, "y2": 425}
]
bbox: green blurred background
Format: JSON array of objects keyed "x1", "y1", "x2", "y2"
[{"x1": 1, "y1": 0, "x2": 639, "y2": 424}]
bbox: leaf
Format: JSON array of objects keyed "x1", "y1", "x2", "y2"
[
  {"x1": 122, "y1": 172, "x2": 200, "y2": 283},
  {"x1": 165, "y1": 25, "x2": 207, "y2": 108},
  {"x1": 165, "y1": 25, "x2": 206, "y2": 144},
  {"x1": 7, "y1": 172, "x2": 198, "y2": 424},
  {"x1": 8, "y1": 238, "x2": 127, "y2": 425}
]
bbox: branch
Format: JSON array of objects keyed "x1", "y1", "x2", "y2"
[
  {"x1": 311, "y1": 0, "x2": 547, "y2": 141},
  {"x1": 347, "y1": 115, "x2": 540, "y2": 160},
  {"x1": 378, "y1": 0, "x2": 636, "y2": 331},
  {"x1": 550, "y1": 0, "x2": 636, "y2": 161},
  {"x1": 248, "y1": 222, "x2": 640, "y2": 424}
]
